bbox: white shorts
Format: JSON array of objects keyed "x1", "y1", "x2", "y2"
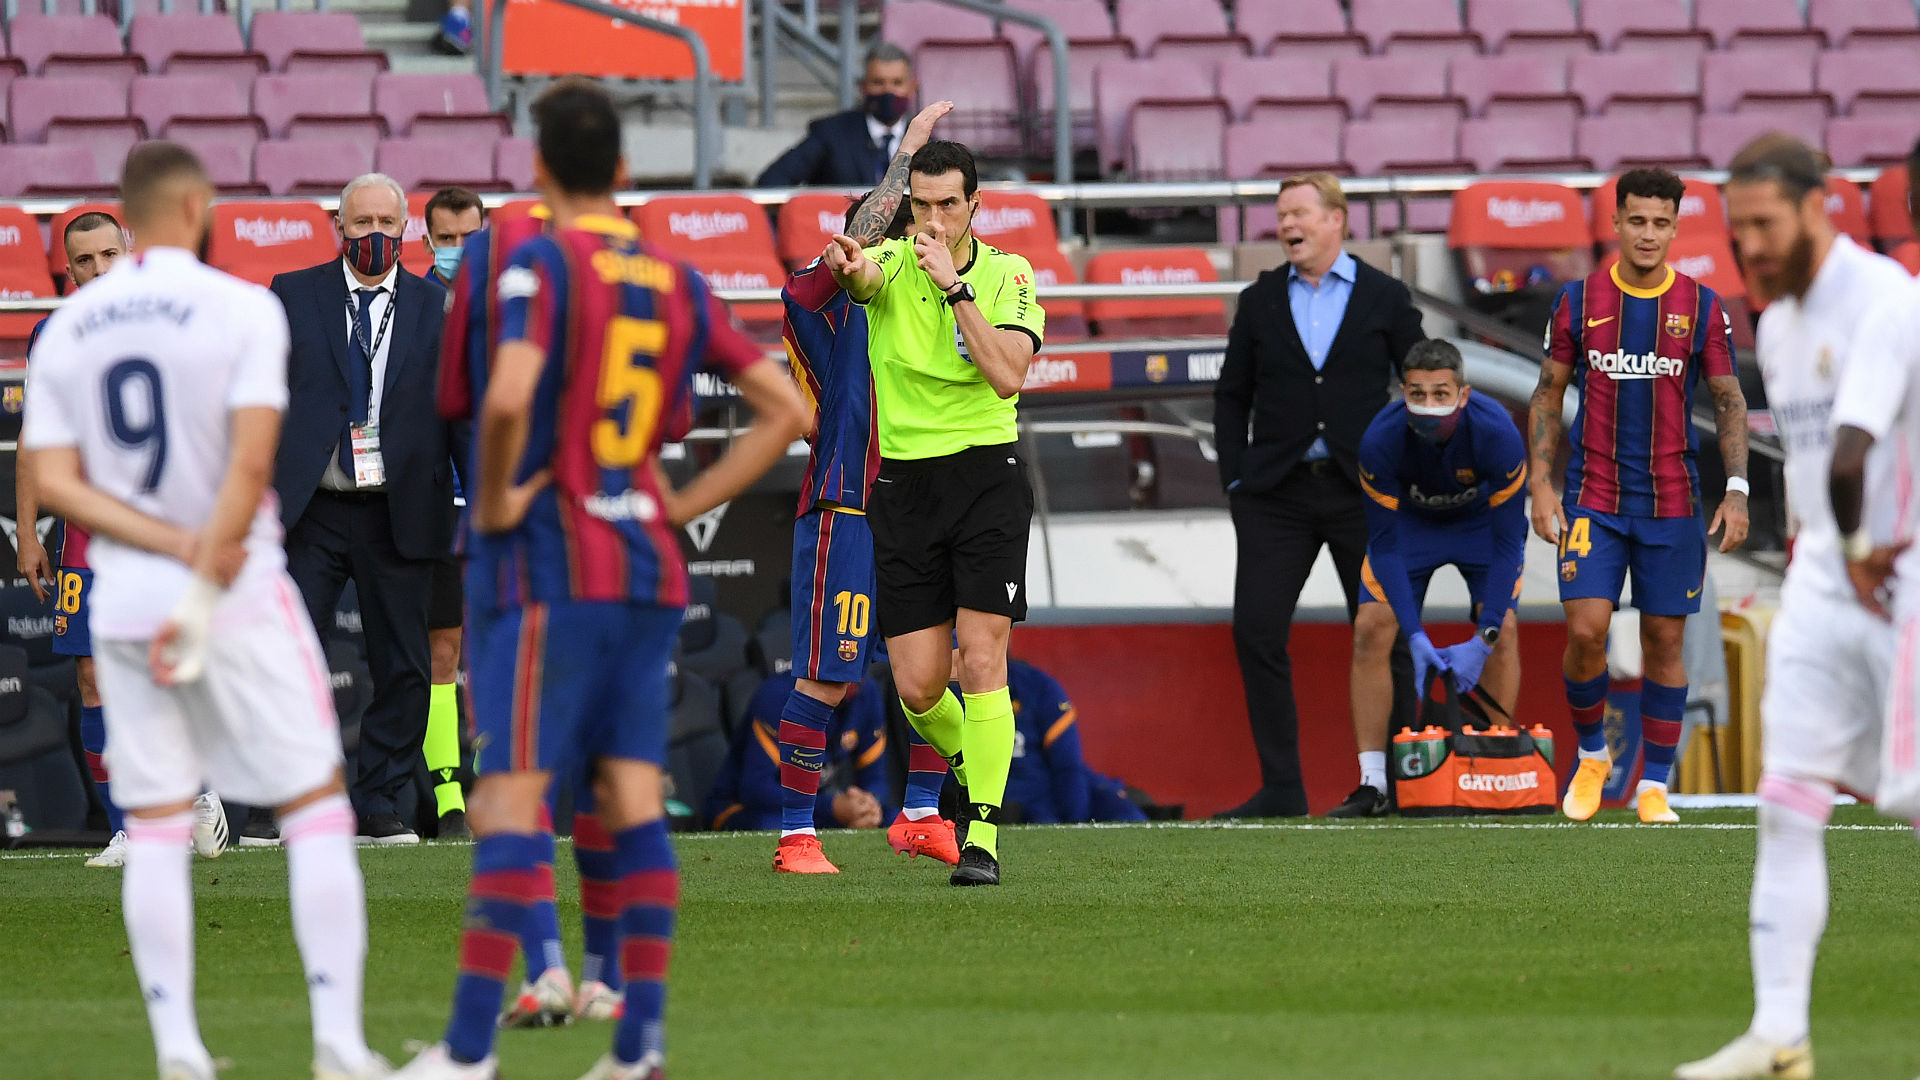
[
  {"x1": 1760, "y1": 594, "x2": 1893, "y2": 796},
  {"x1": 93, "y1": 573, "x2": 343, "y2": 810},
  {"x1": 1877, "y1": 611, "x2": 1920, "y2": 818}
]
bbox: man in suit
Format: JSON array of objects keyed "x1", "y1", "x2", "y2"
[
  {"x1": 1213, "y1": 172, "x2": 1423, "y2": 819},
  {"x1": 270, "y1": 172, "x2": 459, "y2": 845},
  {"x1": 756, "y1": 43, "x2": 917, "y2": 188}
]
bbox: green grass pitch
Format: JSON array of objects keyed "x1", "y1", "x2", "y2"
[{"x1": 2, "y1": 810, "x2": 1916, "y2": 1080}]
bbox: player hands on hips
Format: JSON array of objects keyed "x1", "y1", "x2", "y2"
[
  {"x1": 391, "y1": 80, "x2": 807, "y2": 1080},
  {"x1": 826, "y1": 139, "x2": 1045, "y2": 886},
  {"x1": 1529, "y1": 167, "x2": 1750, "y2": 826},
  {"x1": 1333, "y1": 340, "x2": 1528, "y2": 818}
]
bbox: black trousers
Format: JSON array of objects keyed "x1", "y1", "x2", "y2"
[
  {"x1": 1229, "y1": 462, "x2": 1415, "y2": 812},
  {"x1": 286, "y1": 490, "x2": 434, "y2": 820}
]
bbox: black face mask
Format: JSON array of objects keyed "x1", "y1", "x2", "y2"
[{"x1": 864, "y1": 92, "x2": 910, "y2": 126}]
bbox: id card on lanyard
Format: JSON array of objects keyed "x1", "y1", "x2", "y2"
[{"x1": 350, "y1": 289, "x2": 396, "y2": 487}]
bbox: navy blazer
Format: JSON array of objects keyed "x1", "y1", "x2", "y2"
[
  {"x1": 756, "y1": 109, "x2": 892, "y2": 188},
  {"x1": 269, "y1": 260, "x2": 458, "y2": 561}
]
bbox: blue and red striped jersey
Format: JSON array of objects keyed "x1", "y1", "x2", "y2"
[
  {"x1": 439, "y1": 212, "x2": 549, "y2": 425},
  {"x1": 1545, "y1": 264, "x2": 1738, "y2": 518},
  {"x1": 782, "y1": 259, "x2": 879, "y2": 516},
  {"x1": 459, "y1": 214, "x2": 761, "y2": 612},
  {"x1": 27, "y1": 315, "x2": 89, "y2": 569}
]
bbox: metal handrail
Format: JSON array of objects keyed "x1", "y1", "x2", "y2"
[{"x1": 479, "y1": 0, "x2": 719, "y2": 188}]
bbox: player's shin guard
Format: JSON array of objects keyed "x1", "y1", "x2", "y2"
[
  {"x1": 1563, "y1": 672, "x2": 1610, "y2": 759},
  {"x1": 904, "y1": 688, "x2": 968, "y2": 786},
  {"x1": 903, "y1": 727, "x2": 950, "y2": 820},
  {"x1": 443, "y1": 832, "x2": 544, "y2": 1064},
  {"x1": 959, "y1": 688, "x2": 1015, "y2": 857},
  {"x1": 518, "y1": 826, "x2": 565, "y2": 982},
  {"x1": 80, "y1": 704, "x2": 125, "y2": 834},
  {"x1": 1750, "y1": 774, "x2": 1832, "y2": 1047},
  {"x1": 574, "y1": 812, "x2": 624, "y2": 992},
  {"x1": 282, "y1": 794, "x2": 372, "y2": 1072},
  {"x1": 612, "y1": 820, "x2": 678, "y2": 1066},
  {"x1": 123, "y1": 809, "x2": 209, "y2": 1070},
  {"x1": 777, "y1": 691, "x2": 834, "y2": 836},
  {"x1": 1640, "y1": 679, "x2": 1686, "y2": 787},
  {"x1": 425, "y1": 682, "x2": 465, "y2": 817}
]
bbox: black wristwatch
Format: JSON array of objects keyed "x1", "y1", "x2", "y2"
[
  {"x1": 943, "y1": 281, "x2": 975, "y2": 306},
  {"x1": 1478, "y1": 625, "x2": 1500, "y2": 646}
]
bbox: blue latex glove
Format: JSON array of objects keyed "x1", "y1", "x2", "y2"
[
  {"x1": 1409, "y1": 631, "x2": 1449, "y2": 697},
  {"x1": 1439, "y1": 636, "x2": 1494, "y2": 695}
]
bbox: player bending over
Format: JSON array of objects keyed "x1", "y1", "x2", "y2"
[
  {"x1": 1331, "y1": 340, "x2": 1527, "y2": 817},
  {"x1": 774, "y1": 99, "x2": 957, "y2": 875},
  {"x1": 1676, "y1": 134, "x2": 1917, "y2": 1080},
  {"x1": 393, "y1": 81, "x2": 806, "y2": 1080},
  {"x1": 24, "y1": 142, "x2": 382, "y2": 1080},
  {"x1": 1529, "y1": 166, "x2": 1749, "y2": 826}
]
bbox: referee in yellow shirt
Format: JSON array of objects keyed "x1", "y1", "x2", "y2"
[{"x1": 825, "y1": 139, "x2": 1044, "y2": 885}]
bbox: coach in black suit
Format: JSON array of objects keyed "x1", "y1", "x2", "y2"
[
  {"x1": 1213, "y1": 173, "x2": 1423, "y2": 820},
  {"x1": 270, "y1": 172, "x2": 457, "y2": 845},
  {"x1": 756, "y1": 43, "x2": 917, "y2": 187}
]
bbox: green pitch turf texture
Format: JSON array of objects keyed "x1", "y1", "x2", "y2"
[{"x1": 3, "y1": 810, "x2": 1916, "y2": 1080}]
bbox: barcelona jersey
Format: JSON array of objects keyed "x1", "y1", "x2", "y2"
[
  {"x1": 439, "y1": 212, "x2": 550, "y2": 423},
  {"x1": 456, "y1": 215, "x2": 761, "y2": 612},
  {"x1": 27, "y1": 316, "x2": 88, "y2": 569},
  {"x1": 1545, "y1": 264, "x2": 1737, "y2": 519},
  {"x1": 783, "y1": 259, "x2": 880, "y2": 515}
]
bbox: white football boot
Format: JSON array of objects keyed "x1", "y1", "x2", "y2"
[
  {"x1": 389, "y1": 1042, "x2": 495, "y2": 1080},
  {"x1": 576, "y1": 1052, "x2": 663, "y2": 1080},
  {"x1": 191, "y1": 792, "x2": 228, "y2": 858},
  {"x1": 314, "y1": 1045, "x2": 394, "y2": 1080},
  {"x1": 499, "y1": 967, "x2": 574, "y2": 1028},
  {"x1": 86, "y1": 829, "x2": 129, "y2": 868},
  {"x1": 1674, "y1": 1032, "x2": 1813, "y2": 1080}
]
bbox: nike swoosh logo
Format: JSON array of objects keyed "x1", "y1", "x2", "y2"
[
  {"x1": 1586, "y1": 316, "x2": 1615, "y2": 327},
  {"x1": 1687, "y1": 586, "x2": 1702, "y2": 598},
  {"x1": 1506, "y1": 464, "x2": 1523, "y2": 479}
]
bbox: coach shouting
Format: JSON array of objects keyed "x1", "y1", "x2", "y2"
[
  {"x1": 1213, "y1": 173, "x2": 1421, "y2": 819},
  {"x1": 270, "y1": 172, "x2": 459, "y2": 846}
]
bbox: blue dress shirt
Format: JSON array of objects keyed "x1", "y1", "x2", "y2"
[{"x1": 1288, "y1": 249, "x2": 1356, "y2": 461}]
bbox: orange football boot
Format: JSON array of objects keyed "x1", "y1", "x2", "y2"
[
  {"x1": 772, "y1": 833, "x2": 839, "y2": 874},
  {"x1": 887, "y1": 812, "x2": 960, "y2": 865}
]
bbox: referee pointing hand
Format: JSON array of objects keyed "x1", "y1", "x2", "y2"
[{"x1": 827, "y1": 139, "x2": 1044, "y2": 886}]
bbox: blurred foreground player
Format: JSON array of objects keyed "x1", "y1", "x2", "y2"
[
  {"x1": 774, "y1": 99, "x2": 955, "y2": 875},
  {"x1": 1529, "y1": 167, "x2": 1749, "y2": 826},
  {"x1": 1334, "y1": 340, "x2": 1526, "y2": 817},
  {"x1": 394, "y1": 82, "x2": 807, "y2": 1080},
  {"x1": 1676, "y1": 136, "x2": 1915, "y2": 1080},
  {"x1": 15, "y1": 212, "x2": 227, "y2": 866},
  {"x1": 24, "y1": 142, "x2": 381, "y2": 1080}
]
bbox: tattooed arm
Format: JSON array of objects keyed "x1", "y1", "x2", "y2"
[
  {"x1": 1527, "y1": 359, "x2": 1573, "y2": 546},
  {"x1": 842, "y1": 100, "x2": 953, "y2": 245},
  {"x1": 1706, "y1": 373, "x2": 1750, "y2": 552}
]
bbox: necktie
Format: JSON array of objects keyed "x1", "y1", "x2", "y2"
[
  {"x1": 874, "y1": 132, "x2": 891, "y2": 183},
  {"x1": 338, "y1": 287, "x2": 379, "y2": 479}
]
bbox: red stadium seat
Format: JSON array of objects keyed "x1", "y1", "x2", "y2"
[
  {"x1": 160, "y1": 52, "x2": 267, "y2": 97},
  {"x1": 1696, "y1": 0, "x2": 1827, "y2": 51},
  {"x1": 47, "y1": 118, "x2": 146, "y2": 188},
  {"x1": 1022, "y1": 246, "x2": 1088, "y2": 342},
  {"x1": 9, "y1": 75, "x2": 129, "y2": 143},
  {"x1": 8, "y1": 15, "x2": 133, "y2": 75},
  {"x1": 0, "y1": 208, "x2": 49, "y2": 278},
  {"x1": 0, "y1": 255, "x2": 57, "y2": 341},
  {"x1": 0, "y1": 146, "x2": 110, "y2": 197},
  {"x1": 1350, "y1": 0, "x2": 1483, "y2": 56},
  {"x1": 377, "y1": 137, "x2": 499, "y2": 193},
  {"x1": 495, "y1": 136, "x2": 533, "y2": 192},
  {"x1": 1817, "y1": 46, "x2": 1920, "y2": 116},
  {"x1": 1697, "y1": 111, "x2": 1826, "y2": 169},
  {"x1": 373, "y1": 73, "x2": 504, "y2": 138},
  {"x1": 1810, "y1": 0, "x2": 1920, "y2": 46},
  {"x1": 400, "y1": 191, "x2": 434, "y2": 278},
  {"x1": 1000, "y1": 0, "x2": 1122, "y2": 66},
  {"x1": 1589, "y1": 175, "x2": 1725, "y2": 247},
  {"x1": 1224, "y1": 116, "x2": 1345, "y2": 179},
  {"x1": 1092, "y1": 56, "x2": 1216, "y2": 171},
  {"x1": 1341, "y1": 117, "x2": 1466, "y2": 175},
  {"x1": 130, "y1": 74, "x2": 252, "y2": 139},
  {"x1": 1868, "y1": 165, "x2": 1913, "y2": 247},
  {"x1": 47, "y1": 201, "x2": 119, "y2": 277},
  {"x1": 634, "y1": 194, "x2": 779, "y2": 262},
  {"x1": 1823, "y1": 175, "x2": 1875, "y2": 245},
  {"x1": 252, "y1": 73, "x2": 382, "y2": 141},
  {"x1": 1332, "y1": 54, "x2": 1459, "y2": 122},
  {"x1": 1215, "y1": 56, "x2": 1339, "y2": 124},
  {"x1": 1449, "y1": 55, "x2": 1578, "y2": 124},
  {"x1": 128, "y1": 14, "x2": 263, "y2": 77},
  {"x1": 1447, "y1": 180, "x2": 1593, "y2": 297},
  {"x1": 1232, "y1": 0, "x2": 1365, "y2": 60},
  {"x1": 1825, "y1": 116, "x2": 1914, "y2": 166},
  {"x1": 1893, "y1": 239, "x2": 1920, "y2": 273},
  {"x1": 776, "y1": 192, "x2": 855, "y2": 270},
  {"x1": 1703, "y1": 52, "x2": 1831, "y2": 131},
  {"x1": 207, "y1": 201, "x2": 338, "y2": 281},
  {"x1": 193, "y1": 141, "x2": 261, "y2": 195},
  {"x1": 1569, "y1": 53, "x2": 1701, "y2": 125},
  {"x1": 972, "y1": 190, "x2": 1059, "y2": 262},
  {"x1": 1113, "y1": 0, "x2": 1248, "y2": 63},
  {"x1": 687, "y1": 251, "x2": 786, "y2": 343},
  {"x1": 914, "y1": 40, "x2": 1025, "y2": 156},
  {"x1": 880, "y1": 0, "x2": 997, "y2": 56},
  {"x1": 1028, "y1": 38, "x2": 1133, "y2": 153},
  {"x1": 1466, "y1": 0, "x2": 1596, "y2": 55},
  {"x1": 1459, "y1": 117, "x2": 1589, "y2": 172},
  {"x1": 1082, "y1": 247, "x2": 1226, "y2": 338},
  {"x1": 247, "y1": 12, "x2": 388, "y2": 75},
  {"x1": 253, "y1": 137, "x2": 375, "y2": 196},
  {"x1": 1577, "y1": 115, "x2": 1705, "y2": 171},
  {"x1": 1127, "y1": 100, "x2": 1227, "y2": 180}
]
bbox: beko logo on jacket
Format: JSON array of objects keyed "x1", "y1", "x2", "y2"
[{"x1": 1587, "y1": 349, "x2": 1683, "y2": 380}]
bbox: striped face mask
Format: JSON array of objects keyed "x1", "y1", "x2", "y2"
[
  {"x1": 1407, "y1": 399, "x2": 1464, "y2": 443},
  {"x1": 342, "y1": 229, "x2": 403, "y2": 278}
]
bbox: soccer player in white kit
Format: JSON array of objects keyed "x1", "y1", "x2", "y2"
[
  {"x1": 20, "y1": 143, "x2": 388, "y2": 1080},
  {"x1": 1674, "y1": 136, "x2": 1914, "y2": 1080}
]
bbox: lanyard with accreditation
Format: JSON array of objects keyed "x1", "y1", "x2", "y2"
[{"x1": 348, "y1": 288, "x2": 397, "y2": 488}]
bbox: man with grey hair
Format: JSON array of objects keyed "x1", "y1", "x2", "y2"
[
  {"x1": 267, "y1": 171, "x2": 459, "y2": 846},
  {"x1": 757, "y1": 42, "x2": 919, "y2": 187}
]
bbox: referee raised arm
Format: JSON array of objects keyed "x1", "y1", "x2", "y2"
[{"x1": 825, "y1": 139, "x2": 1043, "y2": 886}]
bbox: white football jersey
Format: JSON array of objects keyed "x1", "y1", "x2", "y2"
[
  {"x1": 1754, "y1": 235, "x2": 1911, "y2": 607},
  {"x1": 1832, "y1": 271, "x2": 1920, "y2": 610},
  {"x1": 21, "y1": 246, "x2": 292, "y2": 639}
]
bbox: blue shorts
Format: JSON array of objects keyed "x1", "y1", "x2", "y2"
[
  {"x1": 52, "y1": 567, "x2": 91, "y2": 657},
  {"x1": 469, "y1": 600, "x2": 683, "y2": 776},
  {"x1": 1555, "y1": 504, "x2": 1706, "y2": 617},
  {"x1": 790, "y1": 507, "x2": 877, "y2": 684},
  {"x1": 1358, "y1": 519, "x2": 1521, "y2": 616}
]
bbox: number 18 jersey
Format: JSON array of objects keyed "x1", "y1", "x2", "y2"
[
  {"x1": 469, "y1": 214, "x2": 761, "y2": 613},
  {"x1": 19, "y1": 247, "x2": 292, "y2": 639}
]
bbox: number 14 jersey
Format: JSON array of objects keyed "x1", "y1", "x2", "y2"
[{"x1": 470, "y1": 214, "x2": 761, "y2": 613}]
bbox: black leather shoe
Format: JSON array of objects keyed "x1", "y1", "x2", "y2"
[
  {"x1": 237, "y1": 806, "x2": 280, "y2": 847},
  {"x1": 1212, "y1": 787, "x2": 1310, "y2": 820},
  {"x1": 357, "y1": 813, "x2": 420, "y2": 846},
  {"x1": 437, "y1": 809, "x2": 471, "y2": 841},
  {"x1": 950, "y1": 844, "x2": 1000, "y2": 886},
  {"x1": 1324, "y1": 784, "x2": 1390, "y2": 819}
]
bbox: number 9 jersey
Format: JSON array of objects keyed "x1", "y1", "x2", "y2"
[{"x1": 467, "y1": 214, "x2": 761, "y2": 613}]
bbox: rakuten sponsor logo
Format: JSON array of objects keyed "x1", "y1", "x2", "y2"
[
  {"x1": 1679, "y1": 193, "x2": 1706, "y2": 218},
  {"x1": 816, "y1": 209, "x2": 843, "y2": 234},
  {"x1": 1023, "y1": 357, "x2": 1081, "y2": 389},
  {"x1": 0, "y1": 226, "x2": 22, "y2": 247},
  {"x1": 973, "y1": 205, "x2": 1037, "y2": 236},
  {"x1": 1672, "y1": 253, "x2": 1721, "y2": 280},
  {"x1": 1486, "y1": 197, "x2": 1566, "y2": 228},
  {"x1": 583, "y1": 489, "x2": 660, "y2": 523},
  {"x1": 233, "y1": 217, "x2": 315, "y2": 247},
  {"x1": 1119, "y1": 265, "x2": 1200, "y2": 285},
  {"x1": 1587, "y1": 349, "x2": 1683, "y2": 380},
  {"x1": 1458, "y1": 772, "x2": 1539, "y2": 793},
  {"x1": 703, "y1": 270, "x2": 771, "y2": 290},
  {"x1": 668, "y1": 210, "x2": 749, "y2": 242}
]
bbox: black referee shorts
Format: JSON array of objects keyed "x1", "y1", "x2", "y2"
[
  {"x1": 868, "y1": 442, "x2": 1034, "y2": 638},
  {"x1": 428, "y1": 554, "x2": 464, "y2": 632}
]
